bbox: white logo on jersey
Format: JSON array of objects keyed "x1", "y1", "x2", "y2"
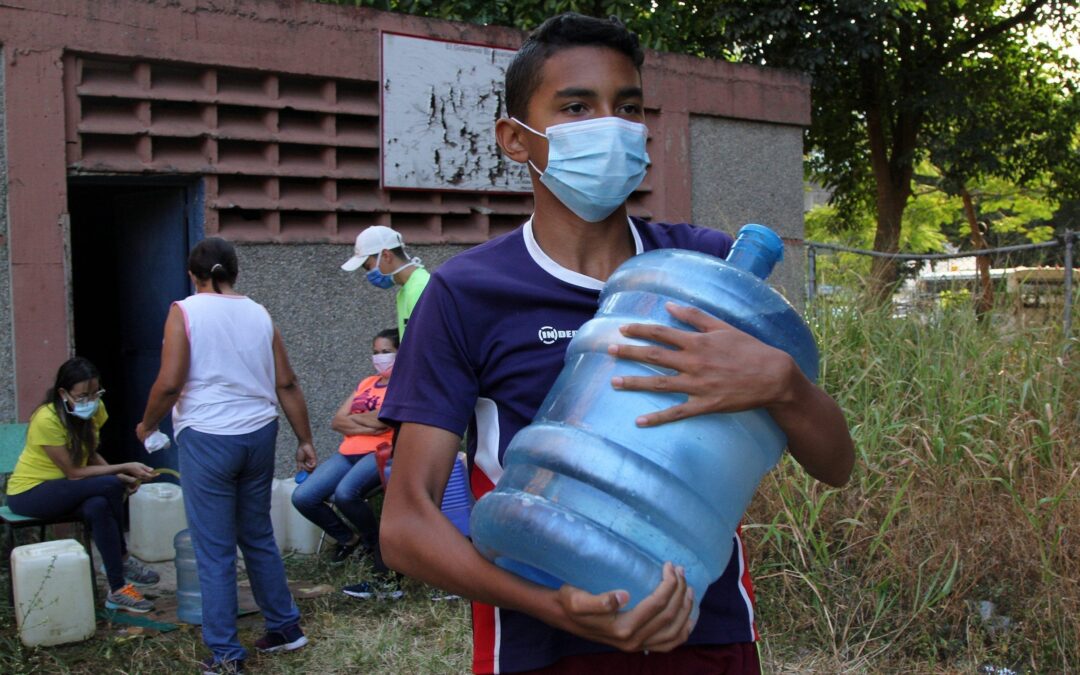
[{"x1": 538, "y1": 326, "x2": 577, "y2": 345}]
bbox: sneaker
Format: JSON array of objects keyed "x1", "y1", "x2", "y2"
[
  {"x1": 342, "y1": 580, "x2": 404, "y2": 601},
  {"x1": 330, "y1": 539, "x2": 361, "y2": 565},
  {"x1": 100, "y1": 558, "x2": 161, "y2": 587},
  {"x1": 105, "y1": 583, "x2": 154, "y2": 613},
  {"x1": 123, "y1": 557, "x2": 160, "y2": 586},
  {"x1": 200, "y1": 656, "x2": 245, "y2": 674},
  {"x1": 254, "y1": 623, "x2": 308, "y2": 653}
]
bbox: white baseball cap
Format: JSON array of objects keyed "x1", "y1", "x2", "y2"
[{"x1": 341, "y1": 226, "x2": 405, "y2": 272}]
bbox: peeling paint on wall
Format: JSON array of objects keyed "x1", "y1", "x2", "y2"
[{"x1": 381, "y1": 33, "x2": 531, "y2": 192}]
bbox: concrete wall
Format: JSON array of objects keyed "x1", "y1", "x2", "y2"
[
  {"x1": 235, "y1": 242, "x2": 467, "y2": 475},
  {"x1": 0, "y1": 48, "x2": 14, "y2": 423},
  {"x1": 689, "y1": 116, "x2": 807, "y2": 309}
]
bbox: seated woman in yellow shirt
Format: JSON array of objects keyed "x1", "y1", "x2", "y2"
[{"x1": 6, "y1": 357, "x2": 159, "y2": 613}]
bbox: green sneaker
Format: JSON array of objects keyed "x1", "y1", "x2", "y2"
[{"x1": 105, "y1": 583, "x2": 155, "y2": 613}]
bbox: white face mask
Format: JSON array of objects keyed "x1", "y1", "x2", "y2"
[{"x1": 372, "y1": 352, "x2": 396, "y2": 376}]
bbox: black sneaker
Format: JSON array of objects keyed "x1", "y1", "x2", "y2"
[
  {"x1": 254, "y1": 623, "x2": 308, "y2": 653},
  {"x1": 200, "y1": 656, "x2": 245, "y2": 674},
  {"x1": 342, "y1": 580, "x2": 404, "y2": 601},
  {"x1": 330, "y1": 540, "x2": 361, "y2": 565}
]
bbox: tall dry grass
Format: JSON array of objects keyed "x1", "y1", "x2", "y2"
[{"x1": 749, "y1": 303, "x2": 1079, "y2": 673}]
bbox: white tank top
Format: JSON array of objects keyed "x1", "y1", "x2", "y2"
[{"x1": 172, "y1": 293, "x2": 279, "y2": 436}]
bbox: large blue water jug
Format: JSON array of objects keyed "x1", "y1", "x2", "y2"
[
  {"x1": 174, "y1": 529, "x2": 202, "y2": 624},
  {"x1": 469, "y1": 224, "x2": 818, "y2": 617}
]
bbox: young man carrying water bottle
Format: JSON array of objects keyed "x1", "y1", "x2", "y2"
[{"x1": 379, "y1": 13, "x2": 855, "y2": 674}]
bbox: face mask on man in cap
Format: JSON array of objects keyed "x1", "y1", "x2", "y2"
[
  {"x1": 366, "y1": 254, "x2": 421, "y2": 290},
  {"x1": 341, "y1": 226, "x2": 422, "y2": 289}
]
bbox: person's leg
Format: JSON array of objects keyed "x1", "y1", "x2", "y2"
[
  {"x1": 78, "y1": 495, "x2": 127, "y2": 591},
  {"x1": 289, "y1": 453, "x2": 356, "y2": 545},
  {"x1": 330, "y1": 453, "x2": 382, "y2": 549},
  {"x1": 7, "y1": 476, "x2": 128, "y2": 591},
  {"x1": 179, "y1": 428, "x2": 247, "y2": 664},
  {"x1": 233, "y1": 421, "x2": 302, "y2": 635}
]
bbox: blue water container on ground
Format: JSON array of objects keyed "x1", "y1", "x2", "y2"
[
  {"x1": 174, "y1": 529, "x2": 202, "y2": 624},
  {"x1": 469, "y1": 224, "x2": 818, "y2": 616},
  {"x1": 384, "y1": 455, "x2": 473, "y2": 537},
  {"x1": 441, "y1": 457, "x2": 473, "y2": 537}
]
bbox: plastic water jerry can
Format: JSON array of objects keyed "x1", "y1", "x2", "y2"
[
  {"x1": 271, "y1": 476, "x2": 323, "y2": 554},
  {"x1": 128, "y1": 482, "x2": 187, "y2": 562},
  {"x1": 469, "y1": 224, "x2": 819, "y2": 617},
  {"x1": 12, "y1": 539, "x2": 96, "y2": 646},
  {"x1": 270, "y1": 478, "x2": 290, "y2": 552}
]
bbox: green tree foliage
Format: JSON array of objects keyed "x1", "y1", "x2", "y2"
[
  {"x1": 714, "y1": 1, "x2": 1080, "y2": 299},
  {"x1": 322, "y1": 0, "x2": 719, "y2": 53}
]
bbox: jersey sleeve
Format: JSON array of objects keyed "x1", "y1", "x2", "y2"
[
  {"x1": 380, "y1": 271, "x2": 479, "y2": 437},
  {"x1": 688, "y1": 224, "x2": 735, "y2": 259}
]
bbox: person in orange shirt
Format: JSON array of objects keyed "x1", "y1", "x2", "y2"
[{"x1": 291, "y1": 329, "x2": 399, "y2": 565}]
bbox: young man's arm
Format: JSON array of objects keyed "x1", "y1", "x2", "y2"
[
  {"x1": 610, "y1": 303, "x2": 854, "y2": 486},
  {"x1": 381, "y1": 422, "x2": 696, "y2": 653}
]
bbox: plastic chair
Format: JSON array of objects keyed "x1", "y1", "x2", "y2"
[{"x1": 0, "y1": 423, "x2": 99, "y2": 606}]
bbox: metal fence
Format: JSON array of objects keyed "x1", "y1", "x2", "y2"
[{"x1": 805, "y1": 231, "x2": 1077, "y2": 336}]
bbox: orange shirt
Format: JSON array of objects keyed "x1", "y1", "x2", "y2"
[{"x1": 338, "y1": 376, "x2": 393, "y2": 456}]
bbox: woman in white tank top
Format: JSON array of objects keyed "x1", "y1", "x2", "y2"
[{"x1": 137, "y1": 237, "x2": 317, "y2": 671}]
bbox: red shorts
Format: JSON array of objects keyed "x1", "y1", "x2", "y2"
[{"x1": 516, "y1": 643, "x2": 761, "y2": 675}]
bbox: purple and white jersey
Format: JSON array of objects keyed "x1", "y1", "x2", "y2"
[{"x1": 381, "y1": 217, "x2": 758, "y2": 674}]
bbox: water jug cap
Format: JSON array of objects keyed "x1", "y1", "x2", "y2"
[
  {"x1": 737, "y1": 224, "x2": 784, "y2": 262},
  {"x1": 295, "y1": 470, "x2": 309, "y2": 484}
]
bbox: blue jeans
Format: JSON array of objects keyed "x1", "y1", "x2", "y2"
[
  {"x1": 290, "y1": 452, "x2": 380, "y2": 547},
  {"x1": 7, "y1": 475, "x2": 128, "y2": 591},
  {"x1": 178, "y1": 421, "x2": 300, "y2": 662}
]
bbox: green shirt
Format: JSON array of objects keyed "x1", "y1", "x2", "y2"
[{"x1": 396, "y1": 266, "x2": 431, "y2": 339}]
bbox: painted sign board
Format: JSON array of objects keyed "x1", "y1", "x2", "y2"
[{"x1": 381, "y1": 32, "x2": 532, "y2": 192}]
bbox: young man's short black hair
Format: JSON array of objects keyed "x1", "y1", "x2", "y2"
[{"x1": 505, "y1": 13, "x2": 645, "y2": 122}]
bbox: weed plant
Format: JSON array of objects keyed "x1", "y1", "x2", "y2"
[{"x1": 751, "y1": 302, "x2": 1079, "y2": 673}]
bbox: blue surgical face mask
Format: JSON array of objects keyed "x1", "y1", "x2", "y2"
[
  {"x1": 66, "y1": 398, "x2": 99, "y2": 420},
  {"x1": 366, "y1": 253, "x2": 420, "y2": 290},
  {"x1": 513, "y1": 116, "x2": 650, "y2": 222},
  {"x1": 366, "y1": 267, "x2": 395, "y2": 289}
]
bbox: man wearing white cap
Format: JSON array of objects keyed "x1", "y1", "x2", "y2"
[{"x1": 342, "y1": 226, "x2": 430, "y2": 338}]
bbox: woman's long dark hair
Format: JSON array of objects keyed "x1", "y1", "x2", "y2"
[
  {"x1": 42, "y1": 357, "x2": 100, "y2": 465},
  {"x1": 188, "y1": 237, "x2": 239, "y2": 294}
]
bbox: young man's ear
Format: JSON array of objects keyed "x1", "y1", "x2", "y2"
[{"x1": 495, "y1": 118, "x2": 532, "y2": 165}]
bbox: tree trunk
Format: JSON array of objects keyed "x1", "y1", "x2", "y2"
[
  {"x1": 866, "y1": 103, "x2": 916, "y2": 305},
  {"x1": 961, "y1": 186, "x2": 993, "y2": 319},
  {"x1": 868, "y1": 189, "x2": 906, "y2": 305}
]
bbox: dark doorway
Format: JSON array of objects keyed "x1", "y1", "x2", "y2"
[{"x1": 68, "y1": 178, "x2": 203, "y2": 478}]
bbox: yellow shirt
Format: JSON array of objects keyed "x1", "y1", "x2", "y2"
[{"x1": 6, "y1": 402, "x2": 108, "y2": 496}]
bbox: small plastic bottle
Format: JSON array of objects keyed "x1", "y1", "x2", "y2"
[{"x1": 469, "y1": 224, "x2": 818, "y2": 617}]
